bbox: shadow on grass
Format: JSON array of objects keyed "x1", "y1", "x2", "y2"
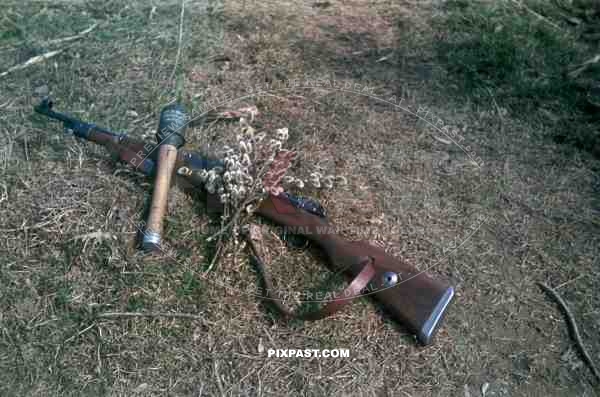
[{"x1": 434, "y1": 0, "x2": 600, "y2": 157}]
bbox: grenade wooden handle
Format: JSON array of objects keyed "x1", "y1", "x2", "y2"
[
  {"x1": 142, "y1": 144, "x2": 179, "y2": 250},
  {"x1": 142, "y1": 103, "x2": 188, "y2": 251}
]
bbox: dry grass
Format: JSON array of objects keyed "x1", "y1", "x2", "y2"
[{"x1": 1, "y1": 0, "x2": 599, "y2": 396}]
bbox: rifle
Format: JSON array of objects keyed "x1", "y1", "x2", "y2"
[{"x1": 34, "y1": 98, "x2": 454, "y2": 345}]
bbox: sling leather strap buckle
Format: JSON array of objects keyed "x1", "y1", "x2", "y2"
[{"x1": 243, "y1": 224, "x2": 376, "y2": 321}]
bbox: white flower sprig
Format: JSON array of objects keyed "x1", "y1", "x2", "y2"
[
  {"x1": 282, "y1": 173, "x2": 347, "y2": 190},
  {"x1": 194, "y1": 120, "x2": 292, "y2": 213},
  {"x1": 179, "y1": 116, "x2": 349, "y2": 251}
]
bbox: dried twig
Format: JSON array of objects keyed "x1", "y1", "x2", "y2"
[
  {"x1": 64, "y1": 322, "x2": 97, "y2": 343},
  {"x1": 168, "y1": 0, "x2": 186, "y2": 84},
  {"x1": 70, "y1": 231, "x2": 115, "y2": 242},
  {"x1": 537, "y1": 282, "x2": 600, "y2": 383},
  {"x1": 213, "y1": 360, "x2": 226, "y2": 396},
  {"x1": 569, "y1": 54, "x2": 600, "y2": 79},
  {"x1": 0, "y1": 50, "x2": 63, "y2": 78},
  {"x1": 46, "y1": 23, "x2": 98, "y2": 45},
  {"x1": 486, "y1": 87, "x2": 505, "y2": 135},
  {"x1": 0, "y1": 183, "x2": 7, "y2": 203},
  {"x1": 0, "y1": 99, "x2": 14, "y2": 109},
  {"x1": 510, "y1": 0, "x2": 564, "y2": 32},
  {"x1": 206, "y1": 197, "x2": 255, "y2": 242},
  {"x1": 203, "y1": 166, "x2": 273, "y2": 272},
  {"x1": 205, "y1": 106, "x2": 260, "y2": 122},
  {"x1": 204, "y1": 231, "x2": 224, "y2": 274},
  {"x1": 0, "y1": 21, "x2": 97, "y2": 79},
  {"x1": 97, "y1": 311, "x2": 212, "y2": 323},
  {"x1": 554, "y1": 274, "x2": 586, "y2": 290}
]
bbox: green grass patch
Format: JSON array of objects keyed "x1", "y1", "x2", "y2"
[
  {"x1": 176, "y1": 270, "x2": 204, "y2": 299},
  {"x1": 437, "y1": 1, "x2": 583, "y2": 111},
  {"x1": 435, "y1": 0, "x2": 599, "y2": 155},
  {"x1": 126, "y1": 294, "x2": 147, "y2": 311}
]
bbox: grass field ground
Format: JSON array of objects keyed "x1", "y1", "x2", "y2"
[{"x1": 1, "y1": 0, "x2": 599, "y2": 395}]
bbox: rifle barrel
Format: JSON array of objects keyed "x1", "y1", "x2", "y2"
[{"x1": 34, "y1": 98, "x2": 315, "y2": 215}]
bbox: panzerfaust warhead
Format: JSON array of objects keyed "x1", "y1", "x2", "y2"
[{"x1": 34, "y1": 97, "x2": 454, "y2": 345}]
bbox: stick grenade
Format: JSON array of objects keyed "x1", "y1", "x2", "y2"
[{"x1": 142, "y1": 103, "x2": 188, "y2": 251}]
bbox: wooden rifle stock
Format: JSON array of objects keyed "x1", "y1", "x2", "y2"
[{"x1": 256, "y1": 194, "x2": 454, "y2": 345}]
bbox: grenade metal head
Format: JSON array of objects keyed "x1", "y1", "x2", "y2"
[{"x1": 156, "y1": 103, "x2": 188, "y2": 148}]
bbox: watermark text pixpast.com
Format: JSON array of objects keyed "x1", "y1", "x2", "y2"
[{"x1": 267, "y1": 348, "x2": 349, "y2": 358}]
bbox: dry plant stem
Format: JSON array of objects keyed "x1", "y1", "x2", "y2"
[
  {"x1": 213, "y1": 361, "x2": 226, "y2": 396},
  {"x1": 167, "y1": 0, "x2": 186, "y2": 85},
  {"x1": 537, "y1": 282, "x2": 600, "y2": 383},
  {"x1": 202, "y1": 121, "x2": 294, "y2": 273},
  {"x1": 206, "y1": 156, "x2": 274, "y2": 242},
  {"x1": 47, "y1": 23, "x2": 98, "y2": 45},
  {"x1": 204, "y1": 231, "x2": 224, "y2": 273},
  {"x1": 486, "y1": 87, "x2": 505, "y2": 135},
  {"x1": 64, "y1": 322, "x2": 97, "y2": 343},
  {"x1": 0, "y1": 50, "x2": 63, "y2": 78},
  {"x1": 204, "y1": 196, "x2": 261, "y2": 273},
  {"x1": 509, "y1": 0, "x2": 564, "y2": 32},
  {"x1": 97, "y1": 311, "x2": 211, "y2": 323},
  {"x1": 569, "y1": 54, "x2": 600, "y2": 78},
  {"x1": 206, "y1": 212, "x2": 239, "y2": 242},
  {"x1": 204, "y1": 204, "x2": 229, "y2": 273},
  {"x1": 206, "y1": 196, "x2": 258, "y2": 242}
]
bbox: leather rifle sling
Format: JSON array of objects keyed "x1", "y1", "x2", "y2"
[{"x1": 243, "y1": 224, "x2": 376, "y2": 320}]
